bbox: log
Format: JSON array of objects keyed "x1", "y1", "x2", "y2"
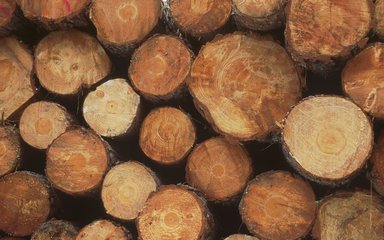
[
  {"x1": 139, "y1": 107, "x2": 195, "y2": 165},
  {"x1": 282, "y1": 96, "x2": 374, "y2": 185},
  {"x1": 83, "y1": 78, "x2": 140, "y2": 138},
  {"x1": 232, "y1": 0, "x2": 287, "y2": 31},
  {"x1": 137, "y1": 185, "x2": 214, "y2": 240},
  {"x1": 89, "y1": 0, "x2": 161, "y2": 55},
  {"x1": 375, "y1": 0, "x2": 384, "y2": 39},
  {"x1": 35, "y1": 30, "x2": 111, "y2": 96},
  {"x1": 239, "y1": 171, "x2": 316, "y2": 240},
  {"x1": 0, "y1": 0, "x2": 16, "y2": 36},
  {"x1": 371, "y1": 129, "x2": 384, "y2": 196},
  {"x1": 19, "y1": 101, "x2": 75, "y2": 150},
  {"x1": 186, "y1": 137, "x2": 253, "y2": 202},
  {"x1": 46, "y1": 128, "x2": 112, "y2": 195},
  {"x1": 341, "y1": 43, "x2": 384, "y2": 120},
  {"x1": 285, "y1": 0, "x2": 373, "y2": 70},
  {"x1": 0, "y1": 126, "x2": 21, "y2": 177},
  {"x1": 0, "y1": 171, "x2": 54, "y2": 237},
  {"x1": 312, "y1": 191, "x2": 384, "y2": 240},
  {"x1": 101, "y1": 161, "x2": 159, "y2": 221},
  {"x1": 167, "y1": 0, "x2": 231, "y2": 38},
  {"x1": 76, "y1": 220, "x2": 132, "y2": 240},
  {"x1": 224, "y1": 234, "x2": 259, "y2": 240},
  {"x1": 16, "y1": 0, "x2": 90, "y2": 30},
  {"x1": 128, "y1": 34, "x2": 193, "y2": 101},
  {"x1": 189, "y1": 33, "x2": 302, "y2": 141},
  {"x1": 0, "y1": 36, "x2": 35, "y2": 120},
  {"x1": 31, "y1": 219, "x2": 78, "y2": 240}
]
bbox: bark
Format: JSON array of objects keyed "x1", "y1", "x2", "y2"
[
  {"x1": 31, "y1": 219, "x2": 78, "y2": 240},
  {"x1": 76, "y1": 220, "x2": 132, "y2": 240},
  {"x1": 0, "y1": 125, "x2": 21, "y2": 177}
]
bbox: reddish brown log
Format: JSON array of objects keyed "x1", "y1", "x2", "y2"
[
  {"x1": 371, "y1": 129, "x2": 384, "y2": 196},
  {"x1": 0, "y1": 0, "x2": 16, "y2": 36},
  {"x1": 239, "y1": 171, "x2": 316, "y2": 240},
  {"x1": 0, "y1": 171, "x2": 54, "y2": 237},
  {"x1": 76, "y1": 220, "x2": 132, "y2": 240},
  {"x1": 0, "y1": 126, "x2": 21, "y2": 177},
  {"x1": 31, "y1": 219, "x2": 78, "y2": 240},
  {"x1": 375, "y1": 0, "x2": 384, "y2": 39},
  {"x1": 128, "y1": 34, "x2": 193, "y2": 101}
]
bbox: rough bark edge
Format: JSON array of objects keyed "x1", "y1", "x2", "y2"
[
  {"x1": 280, "y1": 95, "x2": 374, "y2": 186},
  {"x1": 0, "y1": 125, "x2": 22, "y2": 177}
]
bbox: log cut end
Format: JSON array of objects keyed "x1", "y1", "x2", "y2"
[
  {"x1": 129, "y1": 35, "x2": 193, "y2": 101},
  {"x1": 101, "y1": 161, "x2": 159, "y2": 221},
  {"x1": 375, "y1": 0, "x2": 384, "y2": 39},
  {"x1": 76, "y1": 220, "x2": 132, "y2": 240},
  {"x1": 89, "y1": 0, "x2": 160, "y2": 48},
  {"x1": 0, "y1": 126, "x2": 21, "y2": 177},
  {"x1": 137, "y1": 185, "x2": 213, "y2": 240},
  {"x1": 342, "y1": 43, "x2": 384, "y2": 120},
  {"x1": 46, "y1": 129, "x2": 109, "y2": 195},
  {"x1": 371, "y1": 130, "x2": 384, "y2": 196},
  {"x1": 0, "y1": 171, "x2": 52, "y2": 237},
  {"x1": 20, "y1": 101, "x2": 74, "y2": 149},
  {"x1": 0, "y1": 36, "x2": 35, "y2": 119},
  {"x1": 169, "y1": 0, "x2": 231, "y2": 37},
  {"x1": 240, "y1": 171, "x2": 316, "y2": 240},
  {"x1": 35, "y1": 30, "x2": 111, "y2": 96},
  {"x1": 225, "y1": 234, "x2": 259, "y2": 240},
  {"x1": 312, "y1": 191, "x2": 384, "y2": 240},
  {"x1": 233, "y1": 0, "x2": 287, "y2": 31},
  {"x1": 83, "y1": 78, "x2": 140, "y2": 138},
  {"x1": 186, "y1": 137, "x2": 252, "y2": 201},
  {"x1": 140, "y1": 107, "x2": 195, "y2": 165},
  {"x1": 282, "y1": 96, "x2": 373, "y2": 184},
  {"x1": 285, "y1": 0, "x2": 373, "y2": 67},
  {"x1": 0, "y1": 0, "x2": 16, "y2": 27},
  {"x1": 189, "y1": 33, "x2": 301, "y2": 141},
  {"x1": 31, "y1": 219, "x2": 78, "y2": 240}
]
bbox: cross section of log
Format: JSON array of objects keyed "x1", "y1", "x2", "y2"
[
  {"x1": 76, "y1": 220, "x2": 132, "y2": 240},
  {"x1": 371, "y1": 129, "x2": 384, "y2": 196},
  {"x1": 0, "y1": 0, "x2": 16, "y2": 35},
  {"x1": 0, "y1": 126, "x2": 21, "y2": 177},
  {"x1": 375, "y1": 0, "x2": 384, "y2": 39},
  {"x1": 31, "y1": 219, "x2": 78, "y2": 240},
  {"x1": 224, "y1": 234, "x2": 259, "y2": 240}
]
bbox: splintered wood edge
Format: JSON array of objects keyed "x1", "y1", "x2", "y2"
[
  {"x1": 128, "y1": 34, "x2": 193, "y2": 101},
  {"x1": 19, "y1": 101, "x2": 75, "y2": 149},
  {"x1": 0, "y1": 36, "x2": 35, "y2": 119},
  {"x1": 35, "y1": 30, "x2": 111, "y2": 96},
  {"x1": 281, "y1": 95, "x2": 374, "y2": 185},
  {"x1": 46, "y1": 128, "x2": 110, "y2": 195},
  {"x1": 371, "y1": 130, "x2": 384, "y2": 196},
  {"x1": 312, "y1": 191, "x2": 384, "y2": 240},
  {"x1": 137, "y1": 185, "x2": 213, "y2": 240},
  {"x1": 189, "y1": 32, "x2": 301, "y2": 141},
  {"x1": 76, "y1": 220, "x2": 132, "y2": 240},
  {"x1": 101, "y1": 161, "x2": 160, "y2": 221},
  {"x1": 139, "y1": 107, "x2": 196, "y2": 165},
  {"x1": 83, "y1": 78, "x2": 140, "y2": 138},
  {"x1": 89, "y1": 0, "x2": 161, "y2": 48},
  {"x1": 239, "y1": 171, "x2": 316, "y2": 240},
  {"x1": 0, "y1": 0, "x2": 16, "y2": 27},
  {"x1": 0, "y1": 126, "x2": 21, "y2": 177},
  {"x1": 341, "y1": 43, "x2": 384, "y2": 120},
  {"x1": 186, "y1": 137, "x2": 253, "y2": 201},
  {"x1": 31, "y1": 219, "x2": 78, "y2": 240},
  {"x1": 375, "y1": 0, "x2": 384, "y2": 39},
  {"x1": 224, "y1": 234, "x2": 260, "y2": 240},
  {"x1": 0, "y1": 171, "x2": 53, "y2": 237},
  {"x1": 169, "y1": 0, "x2": 232, "y2": 37}
]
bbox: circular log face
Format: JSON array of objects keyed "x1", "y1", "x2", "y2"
[
  {"x1": 16, "y1": 0, "x2": 89, "y2": 20},
  {"x1": 20, "y1": 101, "x2": 73, "y2": 149},
  {"x1": 189, "y1": 33, "x2": 301, "y2": 141},
  {"x1": 375, "y1": 0, "x2": 384, "y2": 39},
  {"x1": 233, "y1": 0, "x2": 282, "y2": 18},
  {"x1": 186, "y1": 137, "x2": 253, "y2": 201},
  {"x1": 0, "y1": 36, "x2": 35, "y2": 119},
  {"x1": 285, "y1": 0, "x2": 372, "y2": 65},
  {"x1": 140, "y1": 107, "x2": 195, "y2": 165},
  {"x1": 0, "y1": 0, "x2": 16, "y2": 27},
  {"x1": 342, "y1": 43, "x2": 384, "y2": 119},
  {"x1": 46, "y1": 129, "x2": 109, "y2": 195},
  {"x1": 240, "y1": 171, "x2": 316, "y2": 240},
  {"x1": 83, "y1": 78, "x2": 140, "y2": 138},
  {"x1": 0, "y1": 171, "x2": 52, "y2": 237},
  {"x1": 0, "y1": 126, "x2": 20, "y2": 177},
  {"x1": 129, "y1": 35, "x2": 193, "y2": 100},
  {"x1": 169, "y1": 0, "x2": 231, "y2": 37},
  {"x1": 76, "y1": 220, "x2": 131, "y2": 240},
  {"x1": 101, "y1": 161, "x2": 159, "y2": 221},
  {"x1": 35, "y1": 30, "x2": 111, "y2": 95},
  {"x1": 90, "y1": 0, "x2": 160, "y2": 45},
  {"x1": 225, "y1": 234, "x2": 259, "y2": 240},
  {"x1": 282, "y1": 96, "x2": 373, "y2": 184},
  {"x1": 31, "y1": 219, "x2": 78, "y2": 240},
  {"x1": 312, "y1": 191, "x2": 384, "y2": 240},
  {"x1": 137, "y1": 185, "x2": 209, "y2": 240},
  {"x1": 371, "y1": 130, "x2": 384, "y2": 196}
]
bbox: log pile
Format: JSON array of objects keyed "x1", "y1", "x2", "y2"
[{"x1": 0, "y1": 0, "x2": 383, "y2": 239}]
